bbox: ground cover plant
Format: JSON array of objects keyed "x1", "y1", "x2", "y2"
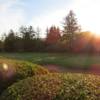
[
  {"x1": 0, "y1": 58, "x2": 48, "y2": 94},
  {"x1": 0, "y1": 73, "x2": 100, "y2": 100}
]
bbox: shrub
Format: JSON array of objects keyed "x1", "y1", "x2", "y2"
[
  {"x1": 1, "y1": 73, "x2": 100, "y2": 100},
  {"x1": 0, "y1": 59, "x2": 49, "y2": 94}
]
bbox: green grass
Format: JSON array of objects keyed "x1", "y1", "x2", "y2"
[{"x1": 0, "y1": 53, "x2": 100, "y2": 69}]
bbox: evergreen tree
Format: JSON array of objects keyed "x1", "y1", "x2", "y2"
[
  {"x1": 46, "y1": 26, "x2": 61, "y2": 45},
  {"x1": 63, "y1": 10, "x2": 81, "y2": 51},
  {"x1": 4, "y1": 29, "x2": 16, "y2": 52},
  {"x1": 20, "y1": 26, "x2": 35, "y2": 51}
]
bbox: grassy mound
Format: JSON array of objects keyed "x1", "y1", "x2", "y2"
[
  {"x1": 0, "y1": 59, "x2": 48, "y2": 94},
  {"x1": 1, "y1": 73, "x2": 100, "y2": 100}
]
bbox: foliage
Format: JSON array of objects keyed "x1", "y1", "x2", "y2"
[
  {"x1": 45, "y1": 26, "x2": 61, "y2": 52},
  {"x1": 46, "y1": 26, "x2": 61, "y2": 45},
  {"x1": 0, "y1": 40, "x2": 3, "y2": 51},
  {"x1": 0, "y1": 10, "x2": 100, "y2": 53},
  {"x1": 63, "y1": 10, "x2": 80, "y2": 34},
  {"x1": 20, "y1": 26, "x2": 35, "y2": 52},
  {"x1": 3, "y1": 26, "x2": 45, "y2": 52},
  {"x1": 4, "y1": 30, "x2": 16, "y2": 52},
  {"x1": 0, "y1": 58, "x2": 49, "y2": 94},
  {"x1": 73, "y1": 31, "x2": 95, "y2": 53},
  {"x1": 0, "y1": 73, "x2": 100, "y2": 100},
  {"x1": 62, "y1": 10, "x2": 81, "y2": 51}
]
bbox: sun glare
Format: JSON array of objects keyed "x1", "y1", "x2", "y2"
[
  {"x1": 94, "y1": 32, "x2": 100, "y2": 37},
  {"x1": 3, "y1": 63, "x2": 8, "y2": 71},
  {"x1": 89, "y1": 27, "x2": 100, "y2": 37},
  {"x1": 91, "y1": 30, "x2": 100, "y2": 37}
]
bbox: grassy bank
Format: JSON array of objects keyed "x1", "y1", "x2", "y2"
[{"x1": 0, "y1": 53, "x2": 100, "y2": 69}]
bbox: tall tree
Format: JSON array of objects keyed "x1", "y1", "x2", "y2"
[
  {"x1": 20, "y1": 26, "x2": 35, "y2": 51},
  {"x1": 36, "y1": 27, "x2": 41, "y2": 39},
  {"x1": 46, "y1": 26, "x2": 61, "y2": 45},
  {"x1": 20, "y1": 26, "x2": 35, "y2": 40},
  {"x1": 63, "y1": 10, "x2": 81, "y2": 51},
  {"x1": 45, "y1": 26, "x2": 61, "y2": 51},
  {"x1": 4, "y1": 29, "x2": 16, "y2": 52}
]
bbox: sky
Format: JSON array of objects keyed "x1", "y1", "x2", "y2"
[{"x1": 0, "y1": 0, "x2": 100, "y2": 37}]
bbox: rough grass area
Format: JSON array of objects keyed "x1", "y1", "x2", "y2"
[
  {"x1": 0, "y1": 58, "x2": 48, "y2": 94},
  {"x1": 0, "y1": 73, "x2": 100, "y2": 100},
  {"x1": 1, "y1": 53, "x2": 100, "y2": 69}
]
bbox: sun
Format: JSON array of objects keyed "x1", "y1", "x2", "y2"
[
  {"x1": 89, "y1": 26, "x2": 100, "y2": 37},
  {"x1": 92, "y1": 30, "x2": 100, "y2": 37},
  {"x1": 94, "y1": 32, "x2": 100, "y2": 37}
]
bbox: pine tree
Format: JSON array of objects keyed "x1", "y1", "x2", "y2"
[
  {"x1": 46, "y1": 26, "x2": 61, "y2": 45},
  {"x1": 63, "y1": 10, "x2": 81, "y2": 51}
]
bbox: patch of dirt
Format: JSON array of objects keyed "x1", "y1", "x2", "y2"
[
  {"x1": 89, "y1": 64, "x2": 100, "y2": 75},
  {"x1": 43, "y1": 65, "x2": 63, "y2": 73},
  {"x1": 43, "y1": 64, "x2": 100, "y2": 75}
]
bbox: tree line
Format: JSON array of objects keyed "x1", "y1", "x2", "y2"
[{"x1": 0, "y1": 10, "x2": 99, "y2": 53}]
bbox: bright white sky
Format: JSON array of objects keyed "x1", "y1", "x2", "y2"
[{"x1": 0, "y1": 0, "x2": 100, "y2": 37}]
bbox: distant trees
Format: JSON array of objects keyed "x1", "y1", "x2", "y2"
[
  {"x1": 46, "y1": 26, "x2": 61, "y2": 45},
  {"x1": 4, "y1": 30, "x2": 16, "y2": 52},
  {"x1": 3, "y1": 26, "x2": 46, "y2": 52},
  {"x1": 0, "y1": 10, "x2": 99, "y2": 53},
  {"x1": 20, "y1": 26, "x2": 35, "y2": 51},
  {"x1": 0, "y1": 40, "x2": 3, "y2": 51},
  {"x1": 45, "y1": 26, "x2": 61, "y2": 52},
  {"x1": 73, "y1": 31, "x2": 94, "y2": 53},
  {"x1": 35, "y1": 27, "x2": 41, "y2": 39}
]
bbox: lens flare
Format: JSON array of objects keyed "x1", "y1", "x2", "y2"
[{"x1": 3, "y1": 63, "x2": 8, "y2": 71}]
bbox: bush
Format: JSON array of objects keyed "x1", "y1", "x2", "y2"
[
  {"x1": 1, "y1": 73, "x2": 100, "y2": 100},
  {"x1": 0, "y1": 59, "x2": 49, "y2": 94}
]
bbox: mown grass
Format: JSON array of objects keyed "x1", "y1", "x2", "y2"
[{"x1": 0, "y1": 53, "x2": 100, "y2": 69}]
